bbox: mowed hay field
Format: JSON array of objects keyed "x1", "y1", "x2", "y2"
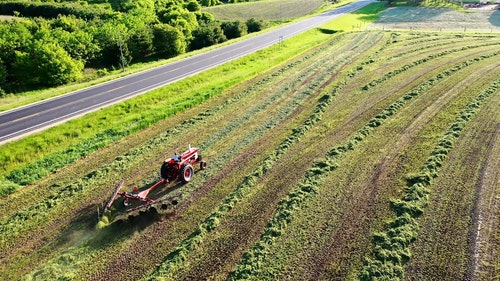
[
  {"x1": 367, "y1": 6, "x2": 500, "y2": 32},
  {"x1": 1, "y1": 19, "x2": 500, "y2": 281}
]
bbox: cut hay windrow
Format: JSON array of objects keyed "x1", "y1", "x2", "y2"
[
  {"x1": 228, "y1": 51, "x2": 500, "y2": 280},
  {"x1": 358, "y1": 78, "x2": 500, "y2": 280},
  {"x1": 142, "y1": 32, "x2": 383, "y2": 281},
  {"x1": 361, "y1": 41, "x2": 500, "y2": 91},
  {"x1": 395, "y1": 37, "x2": 474, "y2": 58}
]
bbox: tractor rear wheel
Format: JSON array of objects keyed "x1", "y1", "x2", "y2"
[
  {"x1": 160, "y1": 161, "x2": 171, "y2": 180},
  {"x1": 179, "y1": 164, "x2": 194, "y2": 183}
]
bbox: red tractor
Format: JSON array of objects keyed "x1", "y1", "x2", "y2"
[
  {"x1": 160, "y1": 145, "x2": 207, "y2": 184},
  {"x1": 104, "y1": 145, "x2": 206, "y2": 214}
]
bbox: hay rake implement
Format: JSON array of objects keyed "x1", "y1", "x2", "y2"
[{"x1": 102, "y1": 145, "x2": 207, "y2": 217}]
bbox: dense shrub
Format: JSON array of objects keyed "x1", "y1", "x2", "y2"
[
  {"x1": 221, "y1": 20, "x2": 247, "y2": 39},
  {"x1": 246, "y1": 18, "x2": 267, "y2": 33},
  {"x1": 153, "y1": 23, "x2": 187, "y2": 58},
  {"x1": 189, "y1": 22, "x2": 227, "y2": 50}
]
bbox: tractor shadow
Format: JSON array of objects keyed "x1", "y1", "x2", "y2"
[
  {"x1": 44, "y1": 200, "x2": 168, "y2": 255},
  {"x1": 81, "y1": 168, "x2": 205, "y2": 250},
  {"x1": 86, "y1": 204, "x2": 177, "y2": 251}
]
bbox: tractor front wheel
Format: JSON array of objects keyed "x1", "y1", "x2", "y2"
[{"x1": 179, "y1": 164, "x2": 194, "y2": 183}]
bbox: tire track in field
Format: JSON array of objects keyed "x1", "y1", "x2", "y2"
[
  {"x1": 400, "y1": 83, "x2": 499, "y2": 280},
  {"x1": 469, "y1": 123, "x2": 500, "y2": 280},
  {"x1": 361, "y1": 75, "x2": 500, "y2": 280},
  {"x1": 235, "y1": 45, "x2": 500, "y2": 280},
  {"x1": 391, "y1": 34, "x2": 499, "y2": 59},
  {"x1": 315, "y1": 39, "x2": 500, "y2": 166},
  {"x1": 349, "y1": 40, "x2": 500, "y2": 132},
  {"x1": 361, "y1": 40, "x2": 500, "y2": 91}
]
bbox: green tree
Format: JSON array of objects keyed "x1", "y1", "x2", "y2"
[
  {"x1": 0, "y1": 20, "x2": 34, "y2": 66},
  {"x1": 128, "y1": 26, "x2": 154, "y2": 61},
  {"x1": 221, "y1": 20, "x2": 247, "y2": 40},
  {"x1": 152, "y1": 23, "x2": 186, "y2": 58},
  {"x1": 189, "y1": 22, "x2": 226, "y2": 50},
  {"x1": 246, "y1": 18, "x2": 268, "y2": 33},
  {"x1": 12, "y1": 40, "x2": 83, "y2": 87},
  {"x1": 0, "y1": 20, "x2": 34, "y2": 91},
  {"x1": 51, "y1": 28, "x2": 100, "y2": 63},
  {"x1": 108, "y1": 0, "x2": 155, "y2": 12},
  {"x1": 51, "y1": 14, "x2": 83, "y2": 32},
  {"x1": 158, "y1": 5, "x2": 198, "y2": 40},
  {"x1": 195, "y1": 11, "x2": 215, "y2": 24},
  {"x1": 89, "y1": 21, "x2": 131, "y2": 68},
  {"x1": 184, "y1": 0, "x2": 201, "y2": 12},
  {"x1": 121, "y1": 13, "x2": 155, "y2": 62}
]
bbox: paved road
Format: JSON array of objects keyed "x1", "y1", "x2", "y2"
[{"x1": 0, "y1": 0, "x2": 375, "y2": 145}]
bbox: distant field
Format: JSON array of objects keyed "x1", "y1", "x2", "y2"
[
  {"x1": 367, "y1": 6, "x2": 500, "y2": 32},
  {"x1": 203, "y1": 0, "x2": 327, "y2": 21},
  {"x1": 0, "y1": 15, "x2": 15, "y2": 20}
]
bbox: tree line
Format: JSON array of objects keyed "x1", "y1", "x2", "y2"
[{"x1": 0, "y1": 0, "x2": 268, "y2": 94}]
